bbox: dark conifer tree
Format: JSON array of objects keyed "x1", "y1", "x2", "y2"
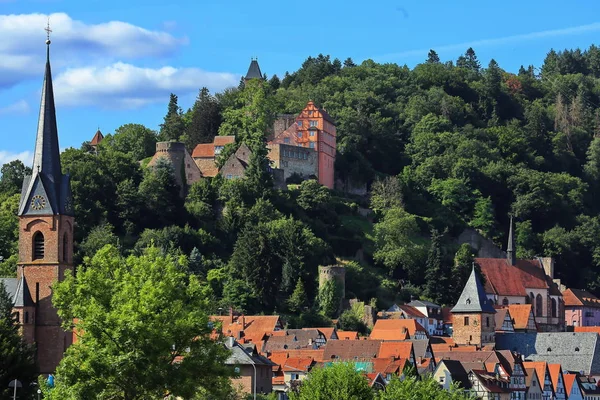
[
  {"x1": 159, "y1": 93, "x2": 185, "y2": 142},
  {"x1": 426, "y1": 50, "x2": 440, "y2": 64},
  {"x1": 184, "y1": 88, "x2": 222, "y2": 150}
]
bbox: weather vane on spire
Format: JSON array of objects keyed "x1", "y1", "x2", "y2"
[{"x1": 45, "y1": 17, "x2": 52, "y2": 45}]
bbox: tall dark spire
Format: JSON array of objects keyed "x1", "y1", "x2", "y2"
[
  {"x1": 244, "y1": 58, "x2": 263, "y2": 81},
  {"x1": 507, "y1": 216, "x2": 516, "y2": 266},
  {"x1": 18, "y1": 27, "x2": 73, "y2": 217},
  {"x1": 451, "y1": 265, "x2": 495, "y2": 314},
  {"x1": 32, "y1": 30, "x2": 62, "y2": 177}
]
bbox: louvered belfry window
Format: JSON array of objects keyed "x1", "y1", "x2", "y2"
[{"x1": 33, "y1": 232, "x2": 45, "y2": 260}]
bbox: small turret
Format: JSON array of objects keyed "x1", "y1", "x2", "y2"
[{"x1": 507, "y1": 216, "x2": 516, "y2": 266}]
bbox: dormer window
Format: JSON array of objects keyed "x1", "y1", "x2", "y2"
[{"x1": 466, "y1": 298, "x2": 471, "y2": 305}]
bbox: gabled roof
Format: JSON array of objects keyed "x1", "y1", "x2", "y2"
[
  {"x1": 508, "y1": 304, "x2": 535, "y2": 330},
  {"x1": 522, "y1": 362, "x2": 549, "y2": 389},
  {"x1": 225, "y1": 340, "x2": 274, "y2": 367},
  {"x1": 406, "y1": 339, "x2": 433, "y2": 360},
  {"x1": 282, "y1": 357, "x2": 314, "y2": 373},
  {"x1": 304, "y1": 327, "x2": 337, "y2": 340},
  {"x1": 547, "y1": 364, "x2": 564, "y2": 393},
  {"x1": 214, "y1": 136, "x2": 236, "y2": 146},
  {"x1": 451, "y1": 267, "x2": 496, "y2": 314},
  {"x1": 371, "y1": 358, "x2": 408, "y2": 375},
  {"x1": 497, "y1": 332, "x2": 600, "y2": 375},
  {"x1": 436, "y1": 359, "x2": 471, "y2": 389},
  {"x1": 262, "y1": 329, "x2": 321, "y2": 352},
  {"x1": 525, "y1": 368, "x2": 539, "y2": 389},
  {"x1": 477, "y1": 258, "x2": 549, "y2": 296},
  {"x1": 90, "y1": 129, "x2": 104, "y2": 145},
  {"x1": 322, "y1": 340, "x2": 381, "y2": 361},
  {"x1": 370, "y1": 319, "x2": 427, "y2": 340},
  {"x1": 563, "y1": 288, "x2": 600, "y2": 308},
  {"x1": 377, "y1": 342, "x2": 414, "y2": 360},
  {"x1": 337, "y1": 331, "x2": 358, "y2": 340},
  {"x1": 563, "y1": 373, "x2": 581, "y2": 395},
  {"x1": 407, "y1": 300, "x2": 441, "y2": 308},
  {"x1": 494, "y1": 308, "x2": 513, "y2": 331},
  {"x1": 192, "y1": 144, "x2": 214, "y2": 158},
  {"x1": 212, "y1": 315, "x2": 282, "y2": 344},
  {"x1": 245, "y1": 59, "x2": 263, "y2": 80},
  {"x1": 269, "y1": 349, "x2": 325, "y2": 363}
]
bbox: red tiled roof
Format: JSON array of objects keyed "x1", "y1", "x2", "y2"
[
  {"x1": 323, "y1": 340, "x2": 381, "y2": 361},
  {"x1": 269, "y1": 352, "x2": 288, "y2": 372},
  {"x1": 213, "y1": 136, "x2": 235, "y2": 146},
  {"x1": 523, "y1": 362, "x2": 548, "y2": 388},
  {"x1": 431, "y1": 344, "x2": 478, "y2": 353},
  {"x1": 563, "y1": 288, "x2": 600, "y2": 308},
  {"x1": 337, "y1": 331, "x2": 359, "y2": 340},
  {"x1": 282, "y1": 357, "x2": 314, "y2": 373},
  {"x1": 377, "y1": 342, "x2": 413, "y2": 360},
  {"x1": 269, "y1": 349, "x2": 325, "y2": 363},
  {"x1": 372, "y1": 358, "x2": 408, "y2": 375},
  {"x1": 90, "y1": 129, "x2": 104, "y2": 145},
  {"x1": 508, "y1": 304, "x2": 534, "y2": 330},
  {"x1": 476, "y1": 258, "x2": 548, "y2": 296},
  {"x1": 370, "y1": 319, "x2": 427, "y2": 341},
  {"x1": 212, "y1": 315, "x2": 281, "y2": 344},
  {"x1": 192, "y1": 143, "x2": 214, "y2": 158}
]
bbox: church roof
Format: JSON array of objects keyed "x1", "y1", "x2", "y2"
[
  {"x1": 18, "y1": 40, "x2": 72, "y2": 217},
  {"x1": 476, "y1": 258, "x2": 548, "y2": 296},
  {"x1": 1, "y1": 276, "x2": 34, "y2": 307},
  {"x1": 245, "y1": 59, "x2": 263, "y2": 80},
  {"x1": 452, "y1": 267, "x2": 496, "y2": 314},
  {"x1": 90, "y1": 129, "x2": 104, "y2": 145}
]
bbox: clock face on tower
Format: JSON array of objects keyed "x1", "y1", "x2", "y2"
[{"x1": 30, "y1": 195, "x2": 47, "y2": 211}]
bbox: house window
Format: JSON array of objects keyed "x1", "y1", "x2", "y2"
[
  {"x1": 310, "y1": 131, "x2": 315, "y2": 137},
  {"x1": 226, "y1": 174, "x2": 233, "y2": 179},
  {"x1": 297, "y1": 132, "x2": 302, "y2": 138},
  {"x1": 284, "y1": 138, "x2": 290, "y2": 144},
  {"x1": 551, "y1": 298, "x2": 557, "y2": 318},
  {"x1": 309, "y1": 142, "x2": 315, "y2": 149},
  {"x1": 25, "y1": 311, "x2": 29, "y2": 323},
  {"x1": 464, "y1": 316, "x2": 469, "y2": 326},
  {"x1": 33, "y1": 232, "x2": 44, "y2": 260},
  {"x1": 486, "y1": 317, "x2": 490, "y2": 327},
  {"x1": 310, "y1": 120, "x2": 318, "y2": 127},
  {"x1": 297, "y1": 121, "x2": 302, "y2": 128}
]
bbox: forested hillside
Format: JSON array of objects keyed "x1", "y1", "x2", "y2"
[{"x1": 2, "y1": 45, "x2": 600, "y2": 323}]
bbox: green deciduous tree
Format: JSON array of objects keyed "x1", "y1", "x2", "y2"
[
  {"x1": 49, "y1": 245, "x2": 232, "y2": 400},
  {"x1": 100, "y1": 123, "x2": 158, "y2": 161},
  {"x1": 289, "y1": 362, "x2": 373, "y2": 400},
  {"x1": 0, "y1": 160, "x2": 31, "y2": 196},
  {"x1": 318, "y1": 279, "x2": 343, "y2": 318},
  {"x1": 0, "y1": 282, "x2": 36, "y2": 399},
  {"x1": 377, "y1": 376, "x2": 474, "y2": 399}
]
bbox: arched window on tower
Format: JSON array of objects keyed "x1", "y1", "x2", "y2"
[
  {"x1": 33, "y1": 232, "x2": 44, "y2": 260},
  {"x1": 551, "y1": 298, "x2": 557, "y2": 318},
  {"x1": 63, "y1": 233, "x2": 69, "y2": 262},
  {"x1": 502, "y1": 298, "x2": 509, "y2": 306},
  {"x1": 530, "y1": 292, "x2": 535, "y2": 313},
  {"x1": 536, "y1": 294, "x2": 543, "y2": 317}
]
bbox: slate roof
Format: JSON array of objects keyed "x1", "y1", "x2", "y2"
[
  {"x1": 19, "y1": 42, "x2": 72, "y2": 217},
  {"x1": 406, "y1": 339, "x2": 432, "y2": 360},
  {"x1": 408, "y1": 300, "x2": 441, "y2": 309},
  {"x1": 262, "y1": 329, "x2": 321, "y2": 352},
  {"x1": 451, "y1": 267, "x2": 496, "y2": 314},
  {"x1": 436, "y1": 359, "x2": 472, "y2": 389},
  {"x1": 245, "y1": 59, "x2": 263, "y2": 80},
  {"x1": 496, "y1": 332, "x2": 600, "y2": 375},
  {"x1": 0, "y1": 276, "x2": 33, "y2": 307},
  {"x1": 225, "y1": 339, "x2": 274, "y2": 367},
  {"x1": 305, "y1": 327, "x2": 337, "y2": 340},
  {"x1": 563, "y1": 288, "x2": 600, "y2": 308}
]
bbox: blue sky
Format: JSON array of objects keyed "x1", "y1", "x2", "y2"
[{"x1": 1, "y1": 0, "x2": 600, "y2": 166}]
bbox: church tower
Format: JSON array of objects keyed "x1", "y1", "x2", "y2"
[
  {"x1": 16, "y1": 30, "x2": 74, "y2": 374},
  {"x1": 451, "y1": 267, "x2": 496, "y2": 346}
]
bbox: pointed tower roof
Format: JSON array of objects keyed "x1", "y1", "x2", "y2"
[
  {"x1": 90, "y1": 129, "x2": 104, "y2": 146},
  {"x1": 245, "y1": 58, "x2": 263, "y2": 80},
  {"x1": 18, "y1": 32, "x2": 73, "y2": 217},
  {"x1": 451, "y1": 266, "x2": 496, "y2": 314},
  {"x1": 507, "y1": 216, "x2": 516, "y2": 266}
]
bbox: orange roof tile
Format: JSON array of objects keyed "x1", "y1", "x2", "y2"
[
  {"x1": 337, "y1": 331, "x2": 359, "y2": 340},
  {"x1": 213, "y1": 136, "x2": 235, "y2": 146},
  {"x1": 574, "y1": 326, "x2": 600, "y2": 334},
  {"x1": 377, "y1": 342, "x2": 413, "y2": 359},
  {"x1": 370, "y1": 319, "x2": 427, "y2": 341},
  {"x1": 548, "y1": 364, "x2": 563, "y2": 393},
  {"x1": 212, "y1": 315, "x2": 282, "y2": 344},
  {"x1": 522, "y1": 362, "x2": 548, "y2": 387},
  {"x1": 269, "y1": 352, "x2": 288, "y2": 372},
  {"x1": 372, "y1": 358, "x2": 408, "y2": 375},
  {"x1": 508, "y1": 304, "x2": 534, "y2": 330},
  {"x1": 563, "y1": 373, "x2": 578, "y2": 395},
  {"x1": 282, "y1": 357, "x2": 314, "y2": 373},
  {"x1": 269, "y1": 349, "x2": 325, "y2": 363},
  {"x1": 192, "y1": 143, "x2": 215, "y2": 158},
  {"x1": 563, "y1": 288, "x2": 600, "y2": 308}
]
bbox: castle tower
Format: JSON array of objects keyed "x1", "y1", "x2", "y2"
[
  {"x1": 318, "y1": 265, "x2": 346, "y2": 298},
  {"x1": 451, "y1": 266, "x2": 496, "y2": 346},
  {"x1": 244, "y1": 58, "x2": 263, "y2": 82},
  {"x1": 16, "y1": 32, "x2": 74, "y2": 373}
]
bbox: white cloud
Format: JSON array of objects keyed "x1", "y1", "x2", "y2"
[
  {"x1": 0, "y1": 150, "x2": 33, "y2": 166},
  {"x1": 0, "y1": 12, "x2": 188, "y2": 89},
  {"x1": 379, "y1": 22, "x2": 600, "y2": 61},
  {"x1": 54, "y1": 63, "x2": 239, "y2": 109},
  {"x1": 0, "y1": 100, "x2": 29, "y2": 115}
]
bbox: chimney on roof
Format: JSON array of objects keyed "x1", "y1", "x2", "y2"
[
  {"x1": 241, "y1": 314, "x2": 246, "y2": 328},
  {"x1": 507, "y1": 216, "x2": 516, "y2": 266},
  {"x1": 228, "y1": 336, "x2": 236, "y2": 348}
]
